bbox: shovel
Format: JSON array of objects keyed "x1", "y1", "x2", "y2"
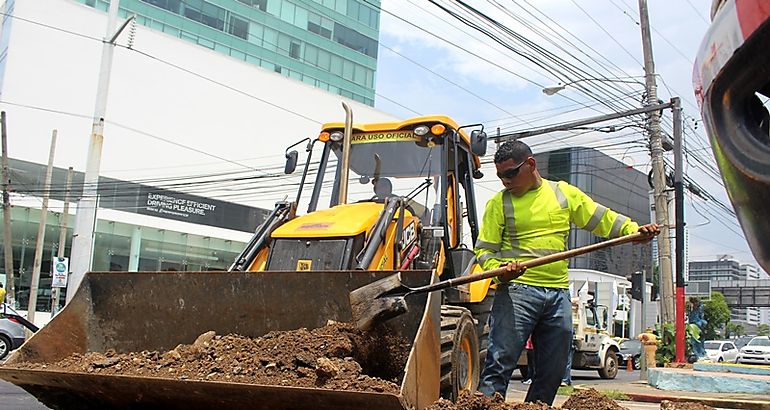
[{"x1": 349, "y1": 231, "x2": 656, "y2": 330}]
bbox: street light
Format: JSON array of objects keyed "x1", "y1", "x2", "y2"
[{"x1": 542, "y1": 78, "x2": 645, "y2": 96}]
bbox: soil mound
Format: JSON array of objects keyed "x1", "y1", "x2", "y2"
[{"x1": 9, "y1": 321, "x2": 409, "y2": 394}]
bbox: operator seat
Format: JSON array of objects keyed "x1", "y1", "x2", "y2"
[{"x1": 373, "y1": 178, "x2": 393, "y2": 200}]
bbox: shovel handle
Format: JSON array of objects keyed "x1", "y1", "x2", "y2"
[{"x1": 408, "y1": 231, "x2": 654, "y2": 294}]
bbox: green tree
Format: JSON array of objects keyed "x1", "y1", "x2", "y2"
[
  {"x1": 725, "y1": 322, "x2": 745, "y2": 338},
  {"x1": 703, "y1": 292, "x2": 730, "y2": 340},
  {"x1": 757, "y1": 324, "x2": 770, "y2": 336}
]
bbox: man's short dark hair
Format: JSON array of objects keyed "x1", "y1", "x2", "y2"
[{"x1": 494, "y1": 140, "x2": 532, "y2": 164}]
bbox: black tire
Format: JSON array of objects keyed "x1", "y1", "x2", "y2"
[
  {"x1": 633, "y1": 354, "x2": 641, "y2": 370},
  {"x1": 598, "y1": 351, "x2": 618, "y2": 379},
  {"x1": 0, "y1": 335, "x2": 11, "y2": 360},
  {"x1": 440, "y1": 306, "x2": 480, "y2": 401}
]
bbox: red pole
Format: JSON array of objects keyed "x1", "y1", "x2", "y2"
[{"x1": 675, "y1": 286, "x2": 686, "y2": 363}]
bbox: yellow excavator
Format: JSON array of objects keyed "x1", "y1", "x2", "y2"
[{"x1": 0, "y1": 105, "x2": 496, "y2": 409}]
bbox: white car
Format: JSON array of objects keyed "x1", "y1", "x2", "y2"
[
  {"x1": 704, "y1": 340, "x2": 738, "y2": 363},
  {"x1": 737, "y1": 336, "x2": 770, "y2": 365}
]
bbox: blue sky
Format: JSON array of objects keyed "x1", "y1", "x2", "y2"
[{"x1": 371, "y1": 1, "x2": 765, "y2": 273}]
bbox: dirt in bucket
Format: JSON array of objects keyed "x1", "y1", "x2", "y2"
[{"x1": 8, "y1": 321, "x2": 410, "y2": 394}]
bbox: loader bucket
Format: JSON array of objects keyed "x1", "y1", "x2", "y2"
[{"x1": 0, "y1": 270, "x2": 441, "y2": 410}]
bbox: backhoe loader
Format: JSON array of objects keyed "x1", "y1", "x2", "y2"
[{"x1": 0, "y1": 106, "x2": 496, "y2": 409}]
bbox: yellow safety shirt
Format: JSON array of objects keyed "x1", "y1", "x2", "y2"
[{"x1": 474, "y1": 179, "x2": 640, "y2": 289}]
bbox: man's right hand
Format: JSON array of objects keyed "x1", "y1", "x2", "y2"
[{"x1": 498, "y1": 261, "x2": 526, "y2": 282}]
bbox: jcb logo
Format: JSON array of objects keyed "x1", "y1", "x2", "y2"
[{"x1": 296, "y1": 260, "x2": 312, "y2": 271}]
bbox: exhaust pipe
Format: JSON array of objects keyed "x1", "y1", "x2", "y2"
[{"x1": 338, "y1": 102, "x2": 353, "y2": 204}]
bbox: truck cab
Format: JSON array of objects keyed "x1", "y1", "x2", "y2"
[{"x1": 571, "y1": 297, "x2": 620, "y2": 379}]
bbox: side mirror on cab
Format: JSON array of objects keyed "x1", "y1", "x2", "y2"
[
  {"x1": 284, "y1": 150, "x2": 298, "y2": 174},
  {"x1": 470, "y1": 130, "x2": 487, "y2": 156}
]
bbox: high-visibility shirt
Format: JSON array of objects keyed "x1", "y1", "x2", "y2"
[{"x1": 474, "y1": 179, "x2": 640, "y2": 289}]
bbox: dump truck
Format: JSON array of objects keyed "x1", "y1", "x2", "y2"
[
  {"x1": 0, "y1": 107, "x2": 496, "y2": 409},
  {"x1": 569, "y1": 297, "x2": 620, "y2": 379}
]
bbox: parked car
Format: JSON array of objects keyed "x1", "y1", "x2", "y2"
[
  {"x1": 704, "y1": 340, "x2": 738, "y2": 363},
  {"x1": 734, "y1": 336, "x2": 754, "y2": 350},
  {"x1": 0, "y1": 304, "x2": 27, "y2": 360},
  {"x1": 618, "y1": 339, "x2": 642, "y2": 370},
  {"x1": 737, "y1": 336, "x2": 770, "y2": 365}
]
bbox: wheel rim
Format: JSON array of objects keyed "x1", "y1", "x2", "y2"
[
  {"x1": 0, "y1": 340, "x2": 8, "y2": 358},
  {"x1": 608, "y1": 356, "x2": 617, "y2": 376},
  {"x1": 458, "y1": 336, "x2": 472, "y2": 389}
]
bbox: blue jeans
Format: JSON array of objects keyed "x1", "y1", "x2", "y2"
[
  {"x1": 563, "y1": 330, "x2": 573, "y2": 385},
  {"x1": 479, "y1": 283, "x2": 572, "y2": 405}
]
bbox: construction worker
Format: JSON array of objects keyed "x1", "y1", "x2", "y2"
[{"x1": 475, "y1": 140, "x2": 658, "y2": 405}]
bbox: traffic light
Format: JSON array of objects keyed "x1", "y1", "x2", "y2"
[{"x1": 630, "y1": 271, "x2": 643, "y2": 301}]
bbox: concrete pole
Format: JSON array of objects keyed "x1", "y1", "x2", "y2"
[
  {"x1": 68, "y1": 0, "x2": 121, "y2": 302},
  {"x1": 28, "y1": 131, "x2": 57, "y2": 324},
  {"x1": 1, "y1": 111, "x2": 14, "y2": 302},
  {"x1": 638, "y1": 0, "x2": 675, "y2": 323},
  {"x1": 51, "y1": 167, "x2": 73, "y2": 317}
]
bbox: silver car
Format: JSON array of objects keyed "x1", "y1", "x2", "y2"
[{"x1": 0, "y1": 303, "x2": 27, "y2": 360}]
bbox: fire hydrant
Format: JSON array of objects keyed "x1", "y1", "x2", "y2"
[{"x1": 638, "y1": 328, "x2": 657, "y2": 368}]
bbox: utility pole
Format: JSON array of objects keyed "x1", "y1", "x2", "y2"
[
  {"x1": 638, "y1": 0, "x2": 675, "y2": 324},
  {"x1": 52, "y1": 167, "x2": 73, "y2": 317},
  {"x1": 69, "y1": 1, "x2": 134, "y2": 302},
  {"x1": 672, "y1": 97, "x2": 686, "y2": 363},
  {"x1": 640, "y1": 269, "x2": 648, "y2": 380},
  {"x1": 1, "y1": 111, "x2": 14, "y2": 302},
  {"x1": 28, "y1": 131, "x2": 57, "y2": 324}
]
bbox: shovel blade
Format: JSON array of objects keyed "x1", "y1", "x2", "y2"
[{"x1": 349, "y1": 273, "x2": 411, "y2": 330}]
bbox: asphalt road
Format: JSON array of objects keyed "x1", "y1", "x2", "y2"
[{"x1": 0, "y1": 379, "x2": 50, "y2": 410}]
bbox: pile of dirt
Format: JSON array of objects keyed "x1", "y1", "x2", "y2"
[
  {"x1": 660, "y1": 401, "x2": 716, "y2": 410},
  {"x1": 426, "y1": 391, "x2": 553, "y2": 410},
  {"x1": 561, "y1": 388, "x2": 627, "y2": 410},
  {"x1": 9, "y1": 321, "x2": 409, "y2": 394}
]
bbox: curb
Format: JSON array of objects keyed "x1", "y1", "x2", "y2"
[{"x1": 572, "y1": 385, "x2": 770, "y2": 410}]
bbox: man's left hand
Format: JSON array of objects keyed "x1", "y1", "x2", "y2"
[{"x1": 634, "y1": 223, "x2": 659, "y2": 243}]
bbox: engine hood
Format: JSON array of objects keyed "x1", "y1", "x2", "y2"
[{"x1": 272, "y1": 202, "x2": 386, "y2": 238}]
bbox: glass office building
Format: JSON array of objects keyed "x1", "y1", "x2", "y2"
[
  {"x1": 77, "y1": 0, "x2": 381, "y2": 105},
  {"x1": 536, "y1": 147, "x2": 653, "y2": 277}
]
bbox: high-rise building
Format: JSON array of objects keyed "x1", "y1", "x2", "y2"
[
  {"x1": 689, "y1": 258, "x2": 761, "y2": 329},
  {"x1": 535, "y1": 147, "x2": 652, "y2": 277},
  {"x1": 76, "y1": 0, "x2": 381, "y2": 105}
]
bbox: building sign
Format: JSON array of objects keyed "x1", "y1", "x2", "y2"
[
  {"x1": 51, "y1": 257, "x2": 69, "y2": 288},
  {"x1": 145, "y1": 193, "x2": 217, "y2": 218},
  {"x1": 9, "y1": 158, "x2": 271, "y2": 233}
]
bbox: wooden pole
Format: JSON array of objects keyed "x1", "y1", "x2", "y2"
[
  {"x1": 1, "y1": 111, "x2": 14, "y2": 303},
  {"x1": 28, "y1": 130, "x2": 56, "y2": 324},
  {"x1": 51, "y1": 167, "x2": 72, "y2": 317}
]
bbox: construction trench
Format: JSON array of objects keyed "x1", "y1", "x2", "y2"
[{"x1": 4, "y1": 321, "x2": 715, "y2": 410}]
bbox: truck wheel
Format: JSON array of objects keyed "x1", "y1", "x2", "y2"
[
  {"x1": 598, "y1": 351, "x2": 618, "y2": 379},
  {"x1": 462, "y1": 293, "x2": 493, "y2": 367},
  {"x1": 440, "y1": 306, "x2": 480, "y2": 401}
]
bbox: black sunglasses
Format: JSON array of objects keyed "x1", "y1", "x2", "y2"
[{"x1": 496, "y1": 158, "x2": 530, "y2": 179}]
